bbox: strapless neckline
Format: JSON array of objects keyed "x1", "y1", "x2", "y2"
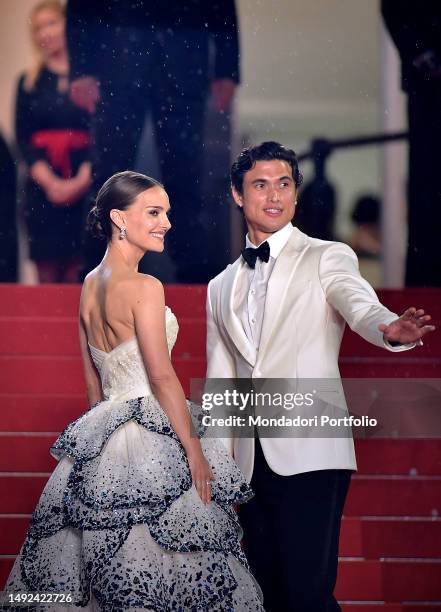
[
  {"x1": 88, "y1": 335, "x2": 137, "y2": 357},
  {"x1": 87, "y1": 306, "x2": 174, "y2": 356}
]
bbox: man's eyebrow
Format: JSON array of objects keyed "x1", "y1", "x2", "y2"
[{"x1": 251, "y1": 175, "x2": 293, "y2": 183}]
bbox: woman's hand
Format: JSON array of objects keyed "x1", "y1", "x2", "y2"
[
  {"x1": 187, "y1": 447, "x2": 214, "y2": 505},
  {"x1": 46, "y1": 163, "x2": 92, "y2": 206},
  {"x1": 72, "y1": 161, "x2": 92, "y2": 196},
  {"x1": 45, "y1": 177, "x2": 80, "y2": 205},
  {"x1": 30, "y1": 161, "x2": 92, "y2": 205}
]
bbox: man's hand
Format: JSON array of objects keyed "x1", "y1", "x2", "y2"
[
  {"x1": 70, "y1": 76, "x2": 100, "y2": 113},
  {"x1": 379, "y1": 307, "x2": 436, "y2": 344},
  {"x1": 211, "y1": 78, "x2": 236, "y2": 113}
]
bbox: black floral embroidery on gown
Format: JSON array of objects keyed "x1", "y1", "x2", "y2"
[{"x1": 4, "y1": 307, "x2": 264, "y2": 611}]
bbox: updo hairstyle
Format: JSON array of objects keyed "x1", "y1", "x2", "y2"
[{"x1": 87, "y1": 171, "x2": 163, "y2": 241}]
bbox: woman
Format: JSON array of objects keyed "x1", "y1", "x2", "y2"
[
  {"x1": 16, "y1": 0, "x2": 91, "y2": 283},
  {"x1": 5, "y1": 171, "x2": 264, "y2": 611}
]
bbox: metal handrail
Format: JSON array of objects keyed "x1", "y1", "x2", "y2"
[{"x1": 297, "y1": 131, "x2": 408, "y2": 162}]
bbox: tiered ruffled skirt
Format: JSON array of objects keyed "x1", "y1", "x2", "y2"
[{"x1": 4, "y1": 396, "x2": 264, "y2": 611}]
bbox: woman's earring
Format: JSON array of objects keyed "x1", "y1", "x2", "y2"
[{"x1": 119, "y1": 226, "x2": 126, "y2": 240}]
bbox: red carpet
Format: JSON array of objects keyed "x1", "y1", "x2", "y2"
[{"x1": 0, "y1": 284, "x2": 440, "y2": 609}]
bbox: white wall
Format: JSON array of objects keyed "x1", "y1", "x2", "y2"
[
  {"x1": 236, "y1": 0, "x2": 406, "y2": 240},
  {"x1": 238, "y1": 0, "x2": 379, "y2": 122},
  {"x1": 0, "y1": 0, "x2": 36, "y2": 141}
]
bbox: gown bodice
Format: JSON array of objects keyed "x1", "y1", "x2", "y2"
[{"x1": 88, "y1": 306, "x2": 179, "y2": 402}]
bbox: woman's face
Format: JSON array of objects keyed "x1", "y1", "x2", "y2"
[
  {"x1": 113, "y1": 186, "x2": 172, "y2": 253},
  {"x1": 32, "y1": 8, "x2": 65, "y2": 57}
]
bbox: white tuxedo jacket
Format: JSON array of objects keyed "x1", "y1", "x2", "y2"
[{"x1": 206, "y1": 227, "x2": 416, "y2": 482}]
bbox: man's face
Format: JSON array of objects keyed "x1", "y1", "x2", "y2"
[{"x1": 232, "y1": 159, "x2": 296, "y2": 243}]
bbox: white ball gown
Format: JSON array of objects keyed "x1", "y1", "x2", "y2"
[{"x1": 4, "y1": 306, "x2": 264, "y2": 611}]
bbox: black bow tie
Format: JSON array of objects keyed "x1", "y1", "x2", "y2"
[{"x1": 241, "y1": 241, "x2": 270, "y2": 269}]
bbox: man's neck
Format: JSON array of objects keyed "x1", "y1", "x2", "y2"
[
  {"x1": 246, "y1": 222, "x2": 293, "y2": 248},
  {"x1": 246, "y1": 230, "x2": 272, "y2": 247}
]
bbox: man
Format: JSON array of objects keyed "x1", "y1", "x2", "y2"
[
  {"x1": 205, "y1": 142, "x2": 435, "y2": 611},
  {"x1": 65, "y1": 0, "x2": 239, "y2": 282},
  {"x1": 382, "y1": 0, "x2": 441, "y2": 286}
]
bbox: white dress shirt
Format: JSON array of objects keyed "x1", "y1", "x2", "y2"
[{"x1": 234, "y1": 223, "x2": 294, "y2": 356}]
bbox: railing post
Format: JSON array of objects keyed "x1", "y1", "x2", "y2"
[
  {"x1": 297, "y1": 139, "x2": 335, "y2": 241},
  {"x1": 379, "y1": 21, "x2": 407, "y2": 287}
]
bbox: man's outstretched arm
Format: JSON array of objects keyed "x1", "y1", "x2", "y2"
[{"x1": 319, "y1": 242, "x2": 435, "y2": 350}]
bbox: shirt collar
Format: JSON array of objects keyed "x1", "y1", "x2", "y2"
[{"x1": 245, "y1": 222, "x2": 294, "y2": 260}]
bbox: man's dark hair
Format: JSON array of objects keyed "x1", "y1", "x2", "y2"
[{"x1": 230, "y1": 141, "x2": 303, "y2": 195}]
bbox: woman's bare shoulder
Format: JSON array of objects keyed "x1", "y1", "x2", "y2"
[
  {"x1": 84, "y1": 273, "x2": 162, "y2": 312},
  {"x1": 80, "y1": 270, "x2": 164, "y2": 314},
  {"x1": 79, "y1": 271, "x2": 95, "y2": 309},
  {"x1": 79, "y1": 269, "x2": 101, "y2": 305},
  {"x1": 130, "y1": 273, "x2": 164, "y2": 306}
]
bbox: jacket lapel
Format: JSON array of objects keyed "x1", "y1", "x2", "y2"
[
  {"x1": 258, "y1": 228, "x2": 309, "y2": 361},
  {"x1": 220, "y1": 258, "x2": 257, "y2": 366}
]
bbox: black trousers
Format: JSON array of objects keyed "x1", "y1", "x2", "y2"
[
  {"x1": 238, "y1": 438, "x2": 352, "y2": 612},
  {"x1": 80, "y1": 27, "x2": 215, "y2": 283}
]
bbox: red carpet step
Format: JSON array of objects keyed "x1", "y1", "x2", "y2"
[
  {"x1": 0, "y1": 355, "x2": 205, "y2": 397},
  {"x1": 0, "y1": 317, "x2": 207, "y2": 358},
  {"x1": 335, "y1": 559, "x2": 441, "y2": 601},
  {"x1": 341, "y1": 606, "x2": 441, "y2": 611},
  {"x1": 0, "y1": 395, "x2": 84, "y2": 432},
  {"x1": 340, "y1": 517, "x2": 441, "y2": 558},
  {"x1": 0, "y1": 284, "x2": 440, "y2": 603},
  {"x1": 0, "y1": 284, "x2": 207, "y2": 318},
  {"x1": 355, "y1": 440, "x2": 441, "y2": 476},
  {"x1": 345, "y1": 476, "x2": 441, "y2": 517}
]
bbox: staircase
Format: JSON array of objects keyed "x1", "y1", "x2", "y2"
[{"x1": 0, "y1": 284, "x2": 440, "y2": 610}]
